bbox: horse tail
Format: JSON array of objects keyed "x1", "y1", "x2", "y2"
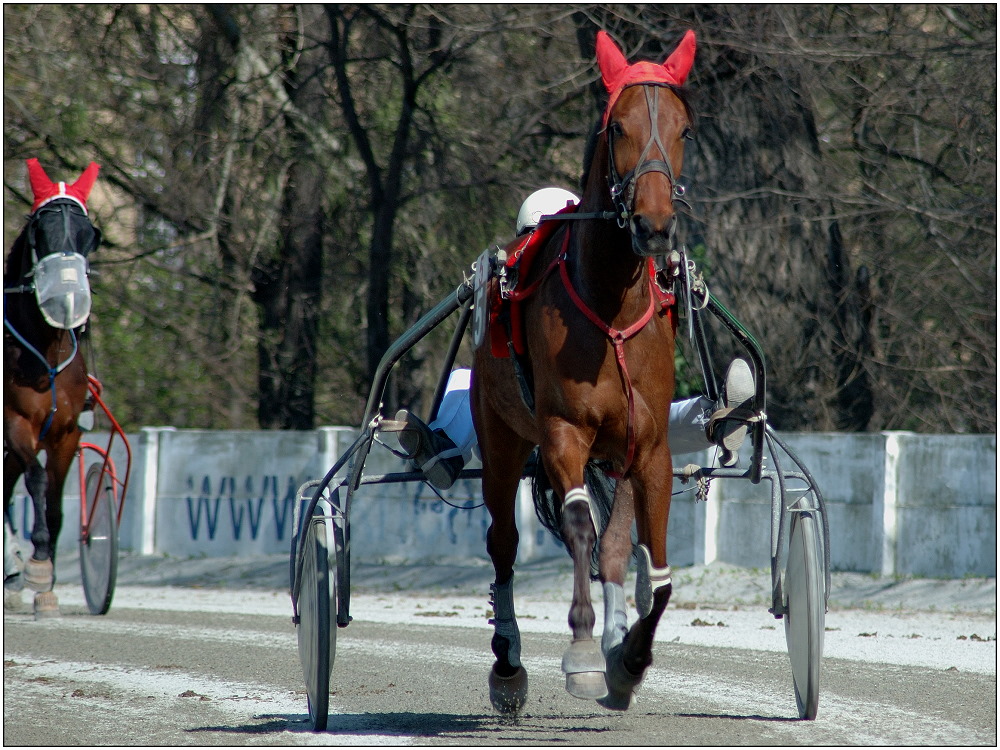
[{"x1": 529, "y1": 448, "x2": 617, "y2": 579}]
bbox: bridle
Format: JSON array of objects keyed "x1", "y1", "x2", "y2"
[
  {"x1": 541, "y1": 82, "x2": 692, "y2": 237},
  {"x1": 4, "y1": 200, "x2": 100, "y2": 295},
  {"x1": 606, "y1": 83, "x2": 692, "y2": 231}
]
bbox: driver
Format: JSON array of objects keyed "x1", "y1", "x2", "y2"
[{"x1": 396, "y1": 188, "x2": 754, "y2": 490}]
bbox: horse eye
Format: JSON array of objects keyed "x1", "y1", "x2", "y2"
[
  {"x1": 681, "y1": 127, "x2": 694, "y2": 141},
  {"x1": 609, "y1": 121, "x2": 624, "y2": 138}
]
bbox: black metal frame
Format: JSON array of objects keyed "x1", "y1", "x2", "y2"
[{"x1": 290, "y1": 250, "x2": 830, "y2": 629}]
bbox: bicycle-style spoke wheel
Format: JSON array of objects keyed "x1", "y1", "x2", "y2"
[
  {"x1": 80, "y1": 463, "x2": 119, "y2": 616},
  {"x1": 783, "y1": 506, "x2": 825, "y2": 719}
]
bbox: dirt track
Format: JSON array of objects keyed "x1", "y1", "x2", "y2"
[{"x1": 4, "y1": 553, "x2": 996, "y2": 745}]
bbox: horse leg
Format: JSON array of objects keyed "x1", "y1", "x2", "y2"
[
  {"x1": 28, "y1": 438, "x2": 75, "y2": 618},
  {"x1": 602, "y1": 448, "x2": 674, "y2": 709},
  {"x1": 596, "y1": 479, "x2": 645, "y2": 710},
  {"x1": 542, "y1": 426, "x2": 607, "y2": 700},
  {"x1": 599, "y1": 479, "x2": 634, "y2": 655},
  {"x1": 20, "y1": 457, "x2": 55, "y2": 593},
  {"x1": 478, "y1": 406, "x2": 533, "y2": 714},
  {"x1": 3, "y1": 450, "x2": 26, "y2": 610},
  {"x1": 3, "y1": 452, "x2": 26, "y2": 572}
]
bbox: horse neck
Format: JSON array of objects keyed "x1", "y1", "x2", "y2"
[{"x1": 570, "y1": 156, "x2": 649, "y2": 320}]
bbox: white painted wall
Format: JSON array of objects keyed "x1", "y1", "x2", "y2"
[{"x1": 9, "y1": 429, "x2": 995, "y2": 579}]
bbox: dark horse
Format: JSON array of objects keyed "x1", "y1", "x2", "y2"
[
  {"x1": 4, "y1": 159, "x2": 101, "y2": 617},
  {"x1": 472, "y1": 30, "x2": 697, "y2": 711}
]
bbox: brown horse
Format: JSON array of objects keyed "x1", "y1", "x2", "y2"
[
  {"x1": 471, "y1": 30, "x2": 697, "y2": 711},
  {"x1": 4, "y1": 159, "x2": 101, "y2": 618}
]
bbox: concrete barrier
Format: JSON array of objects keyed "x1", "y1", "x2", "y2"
[{"x1": 8, "y1": 428, "x2": 995, "y2": 579}]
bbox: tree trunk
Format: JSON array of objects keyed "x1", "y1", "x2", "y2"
[{"x1": 253, "y1": 157, "x2": 323, "y2": 430}]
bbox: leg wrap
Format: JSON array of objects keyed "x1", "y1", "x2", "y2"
[
  {"x1": 602, "y1": 582, "x2": 628, "y2": 655},
  {"x1": 635, "y1": 544, "x2": 672, "y2": 619},
  {"x1": 564, "y1": 487, "x2": 599, "y2": 539},
  {"x1": 489, "y1": 577, "x2": 521, "y2": 669}
]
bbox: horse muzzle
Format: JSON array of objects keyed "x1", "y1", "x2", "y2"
[{"x1": 629, "y1": 213, "x2": 676, "y2": 257}]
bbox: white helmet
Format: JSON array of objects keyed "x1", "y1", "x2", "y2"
[{"x1": 515, "y1": 187, "x2": 580, "y2": 235}]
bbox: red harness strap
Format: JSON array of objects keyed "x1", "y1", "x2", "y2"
[
  {"x1": 557, "y1": 234, "x2": 658, "y2": 477},
  {"x1": 498, "y1": 227, "x2": 676, "y2": 477}
]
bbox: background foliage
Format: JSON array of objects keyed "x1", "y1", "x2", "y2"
[{"x1": 4, "y1": 4, "x2": 995, "y2": 434}]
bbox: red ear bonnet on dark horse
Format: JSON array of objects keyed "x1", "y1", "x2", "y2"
[{"x1": 27, "y1": 158, "x2": 100, "y2": 215}]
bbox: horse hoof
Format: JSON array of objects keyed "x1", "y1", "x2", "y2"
[
  {"x1": 489, "y1": 664, "x2": 528, "y2": 714},
  {"x1": 566, "y1": 670, "x2": 608, "y2": 700},
  {"x1": 561, "y1": 639, "x2": 608, "y2": 700},
  {"x1": 598, "y1": 643, "x2": 646, "y2": 711},
  {"x1": 33, "y1": 590, "x2": 60, "y2": 619},
  {"x1": 24, "y1": 558, "x2": 54, "y2": 593}
]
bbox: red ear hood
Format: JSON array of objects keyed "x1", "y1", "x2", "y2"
[
  {"x1": 27, "y1": 158, "x2": 101, "y2": 215},
  {"x1": 596, "y1": 30, "x2": 696, "y2": 126}
]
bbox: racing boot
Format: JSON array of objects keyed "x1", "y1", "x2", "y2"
[
  {"x1": 706, "y1": 359, "x2": 755, "y2": 467},
  {"x1": 394, "y1": 410, "x2": 465, "y2": 491}
]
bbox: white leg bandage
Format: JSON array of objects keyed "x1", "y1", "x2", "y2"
[
  {"x1": 602, "y1": 581, "x2": 628, "y2": 654},
  {"x1": 4, "y1": 518, "x2": 24, "y2": 580}
]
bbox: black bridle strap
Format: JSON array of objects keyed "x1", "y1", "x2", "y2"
[
  {"x1": 538, "y1": 210, "x2": 617, "y2": 223},
  {"x1": 532, "y1": 85, "x2": 688, "y2": 233},
  {"x1": 607, "y1": 85, "x2": 683, "y2": 227}
]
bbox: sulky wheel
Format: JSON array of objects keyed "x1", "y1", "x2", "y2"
[
  {"x1": 783, "y1": 503, "x2": 825, "y2": 719},
  {"x1": 296, "y1": 513, "x2": 337, "y2": 731},
  {"x1": 80, "y1": 463, "x2": 119, "y2": 616}
]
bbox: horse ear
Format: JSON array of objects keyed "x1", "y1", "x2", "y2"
[
  {"x1": 596, "y1": 30, "x2": 628, "y2": 93},
  {"x1": 662, "y1": 30, "x2": 696, "y2": 85},
  {"x1": 26, "y1": 158, "x2": 55, "y2": 201},
  {"x1": 71, "y1": 162, "x2": 100, "y2": 202}
]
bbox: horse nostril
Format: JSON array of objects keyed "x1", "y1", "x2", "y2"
[
  {"x1": 630, "y1": 215, "x2": 652, "y2": 240},
  {"x1": 629, "y1": 213, "x2": 674, "y2": 255}
]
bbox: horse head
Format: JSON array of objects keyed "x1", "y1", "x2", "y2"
[
  {"x1": 7, "y1": 159, "x2": 102, "y2": 330},
  {"x1": 595, "y1": 30, "x2": 695, "y2": 257}
]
